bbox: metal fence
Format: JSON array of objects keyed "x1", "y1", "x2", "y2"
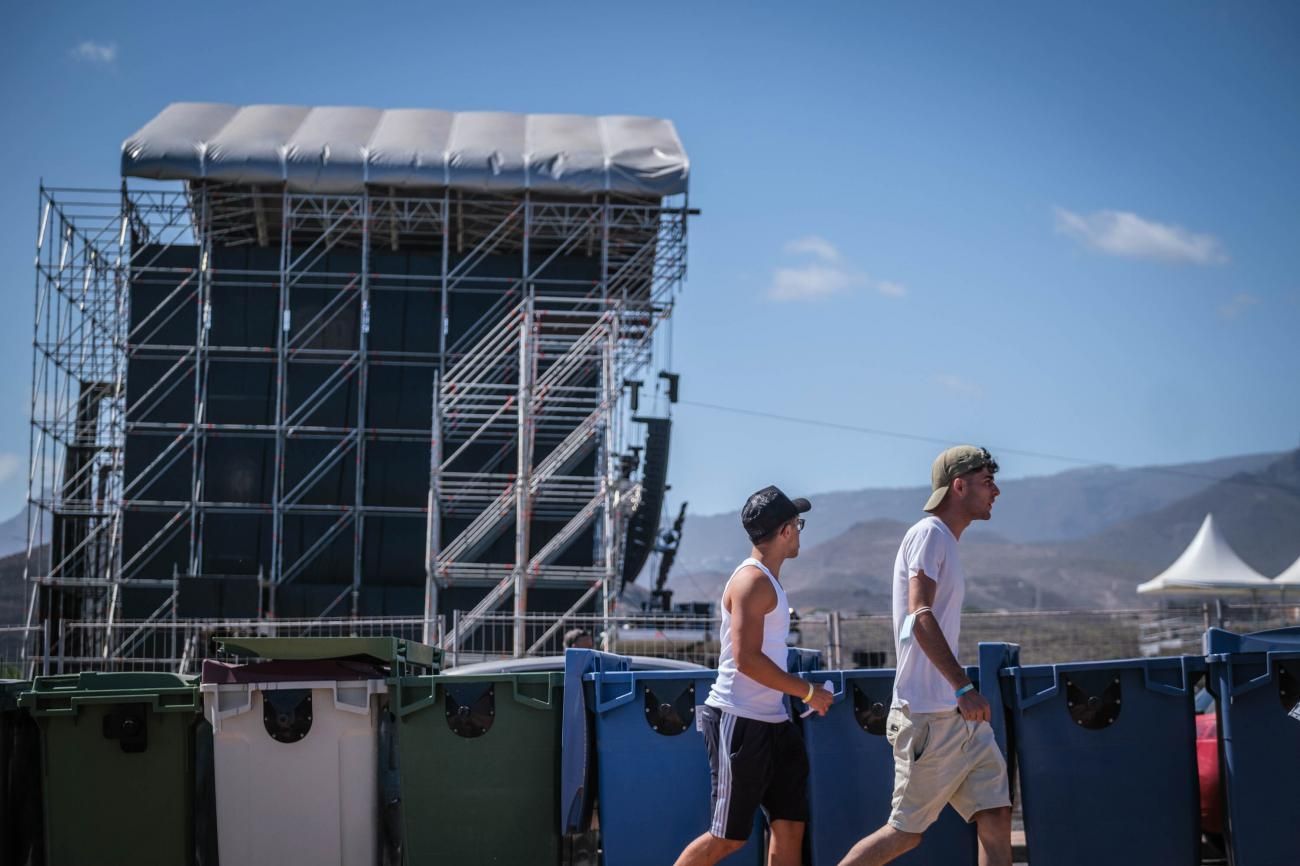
[
  {"x1": 446, "y1": 602, "x2": 1300, "y2": 669},
  {"x1": 444, "y1": 611, "x2": 723, "y2": 668},
  {"x1": 4, "y1": 617, "x2": 438, "y2": 677},
  {"x1": 801, "y1": 602, "x2": 1300, "y2": 669},
  {"x1": 0, "y1": 625, "x2": 44, "y2": 678},
  {"x1": 4, "y1": 602, "x2": 1297, "y2": 676},
  {"x1": 799, "y1": 610, "x2": 1151, "y2": 668}
]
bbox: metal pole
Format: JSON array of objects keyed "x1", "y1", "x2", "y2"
[
  {"x1": 600, "y1": 311, "x2": 616, "y2": 639},
  {"x1": 451, "y1": 609, "x2": 460, "y2": 668},
  {"x1": 599, "y1": 196, "x2": 615, "y2": 636},
  {"x1": 270, "y1": 187, "x2": 290, "y2": 618},
  {"x1": 425, "y1": 191, "x2": 451, "y2": 647},
  {"x1": 512, "y1": 196, "x2": 535, "y2": 656},
  {"x1": 424, "y1": 370, "x2": 442, "y2": 644},
  {"x1": 105, "y1": 182, "x2": 131, "y2": 657},
  {"x1": 187, "y1": 187, "x2": 212, "y2": 581},
  {"x1": 170, "y1": 565, "x2": 179, "y2": 670},
  {"x1": 352, "y1": 191, "x2": 371, "y2": 618},
  {"x1": 829, "y1": 610, "x2": 842, "y2": 669},
  {"x1": 439, "y1": 191, "x2": 450, "y2": 364},
  {"x1": 23, "y1": 189, "x2": 52, "y2": 670}
]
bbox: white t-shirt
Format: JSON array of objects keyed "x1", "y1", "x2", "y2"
[{"x1": 891, "y1": 515, "x2": 964, "y2": 712}]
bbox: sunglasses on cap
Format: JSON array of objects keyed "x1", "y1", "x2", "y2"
[{"x1": 973, "y1": 447, "x2": 1000, "y2": 475}]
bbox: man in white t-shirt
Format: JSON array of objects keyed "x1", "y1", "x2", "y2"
[{"x1": 838, "y1": 446, "x2": 1012, "y2": 866}]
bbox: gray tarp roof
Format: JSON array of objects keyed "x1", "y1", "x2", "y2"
[{"x1": 122, "y1": 102, "x2": 690, "y2": 197}]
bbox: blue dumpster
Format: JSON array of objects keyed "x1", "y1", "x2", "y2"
[
  {"x1": 1205, "y1": 626, "x2": 1300, "y2": 866},
  {"x1": 561, "y1": 649, "x2": 626, "y2": 839},
  {"x1": 796, "y1": 666, "x2": 984, "y2": 865},
  {"x1": 585, "y1": 666, "x2": 764, "y2": 866},
  {"x1": 1003, "y1": 655, "x2": 1203, "y2": 866},
  {"x1": 787, "y1": 647, "x2": 824, "y2": 674}
]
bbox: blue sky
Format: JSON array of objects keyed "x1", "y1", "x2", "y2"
[{"x1": 2, "y1": 1, "x2": 1297, "y2": 520}]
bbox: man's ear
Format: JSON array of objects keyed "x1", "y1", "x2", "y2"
[{"x1": 950, "y1": 476, "x2": 966, "y2": 498}]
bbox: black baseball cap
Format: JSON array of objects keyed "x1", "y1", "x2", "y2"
[{"x1": 741, "y1": 485, "x2": 812, "y2": 542}]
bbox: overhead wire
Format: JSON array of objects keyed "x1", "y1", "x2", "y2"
[{"x1": 678, "y1": 399, "x2": 1299, "y2": 494}]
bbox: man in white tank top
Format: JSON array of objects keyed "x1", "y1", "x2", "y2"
[
  {"x1": 839, "y1": 446, "x2": 1012, "y2": 866},
  {"x1": 674, "y1": 486, "x2": 832, "y2": 866}
]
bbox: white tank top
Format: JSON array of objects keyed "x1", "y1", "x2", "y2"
[{"x1": 705, "y1": 558, "x2": 792, "y2": 723}]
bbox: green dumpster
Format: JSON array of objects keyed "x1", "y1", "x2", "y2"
[
  {"x1": 20, "y1": 671, "x2": 202, "y2": 866},
  {"x1": 2, "y1": 679, "x2": 42, "y2": 866},
  {"x1": 395, "y1": 672, "x2": 565, "y2": 865}
]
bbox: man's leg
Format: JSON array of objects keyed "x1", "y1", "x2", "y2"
[
  {"x1": 840, "y1": 710, "x2": 961, "y2": 866},
  {"x1": 763, "y1": 721, "x2": 810, "y2": 866},
  {"x1": 837, "y1": 824, "x2": 922, "y2": 866},
  {"x1": 947, "y1": 721, "x2": 1012, "y2": 866},
  {"x1": 766, "y1": 819, "x2": 803, "y2": 866},
  {"x1": 679, "y1": 709, "x2": 768, "y2": 866},
  {"x1": 973, "y1": 806, "x2": 1011, "y2": 866},
  {"x1": 673, "y1": 833, "x2": 747, "y2": 866}
]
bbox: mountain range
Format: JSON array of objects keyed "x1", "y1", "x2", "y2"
[{"x1": 661, "y1": 449, "x2": 1300, "y2": 611}]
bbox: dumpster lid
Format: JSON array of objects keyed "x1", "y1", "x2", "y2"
[
  {"x1": 216, "y1": 636, "x2": 440, "y2": 669},
  {"x1": 1205, "y1": 625, "x2": 1300, "y2": 657},
  {"x1": 27, "y1": 671, "x2": 196, "y2": 694},
  {"x1": 18, "y1": 671, "x2": 200, "y2": 715},
  {"x1": 201, "y1": 657, "x2": 392, "y2": 684}
]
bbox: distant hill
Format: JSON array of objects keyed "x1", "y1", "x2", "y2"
[
  {"x1": 670, "y1": 452, "x2": 1282, "y2": 577},
  {"x1": 1067, "y1": 449, "x2": 1300, "y2": 575},
  {"x1": 664, "y1": 450, "x2": 1300, "y2": 612},
  {"x1": 675, "y1": 518, "x2": 1147, "y2": 612},
  {"x1": 0, "y1": 546, "x2": 43, "y2": 626},
  {"x1": 0, "y1": 502, "x2": 45, "y2": 559}
]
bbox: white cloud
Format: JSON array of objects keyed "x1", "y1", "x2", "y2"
[
  {"x1": 935, "y1": 374, "x2": 983, "y2": 398},
  {"x1": 783, "y1": 235, "x2": 841, "y2": 263},
  {"x1": 769, "y1": 263, "x2": 864, "y2": 301},
  {"x1": 767, "y1": 237, "x2": 906, "y2": 302},
  {"x1": 1218, "y1": 292, "x2": 1260, "y2": 320},
  {"x1": 72, "y1": 41, "x2": 117, "y2": 64},
  {"x1": 1053, "y1": 207, "x2": 1227, "y2": 265}
]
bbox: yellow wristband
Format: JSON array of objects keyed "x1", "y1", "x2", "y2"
[{"x1": 804, "y1": 682, "x2": 816, "y2": 703}]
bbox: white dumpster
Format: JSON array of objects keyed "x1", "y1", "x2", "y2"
[{"x1": 200, "y1": 637, "x2": 438, "y2": 866}]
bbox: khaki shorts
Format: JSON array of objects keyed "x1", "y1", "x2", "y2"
[{"x1": 885, "y1": 706, "x2": 1011, "y2": 833}]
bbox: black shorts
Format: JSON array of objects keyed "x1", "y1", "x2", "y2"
[{"x1": 699, "y1": 705, "x2": 810, "y2": 841}]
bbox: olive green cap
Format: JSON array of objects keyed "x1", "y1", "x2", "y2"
[{"x1": 923, "y1": 445, "x2": 998, "y2": 512}]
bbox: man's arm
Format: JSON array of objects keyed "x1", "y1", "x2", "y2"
[
  {"x1": 909, "y1": 570, "x2": 990, "y2": 722},
  {"x1": 730, "y1": 569, "x2": 832, "y2": 715}
]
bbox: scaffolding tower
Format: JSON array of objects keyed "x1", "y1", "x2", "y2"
[{"x1": 25, "y1": 104, "x2": 691, "y2": 663}]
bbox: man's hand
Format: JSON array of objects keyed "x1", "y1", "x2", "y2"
[
  {"x1": 957, "y1": 688, "x2": 991, "y2": 723},
  {"x1": 804, "y1": 685, "x2": 833, "y2": 717}
]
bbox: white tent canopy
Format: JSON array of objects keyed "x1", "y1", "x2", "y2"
[
  {"x1": 1136, "y1": 513, "x2": 1278, "y2": 596},
  {"x1": 1275, "y1": 554, "x2": 1300, "y2": 586}
]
